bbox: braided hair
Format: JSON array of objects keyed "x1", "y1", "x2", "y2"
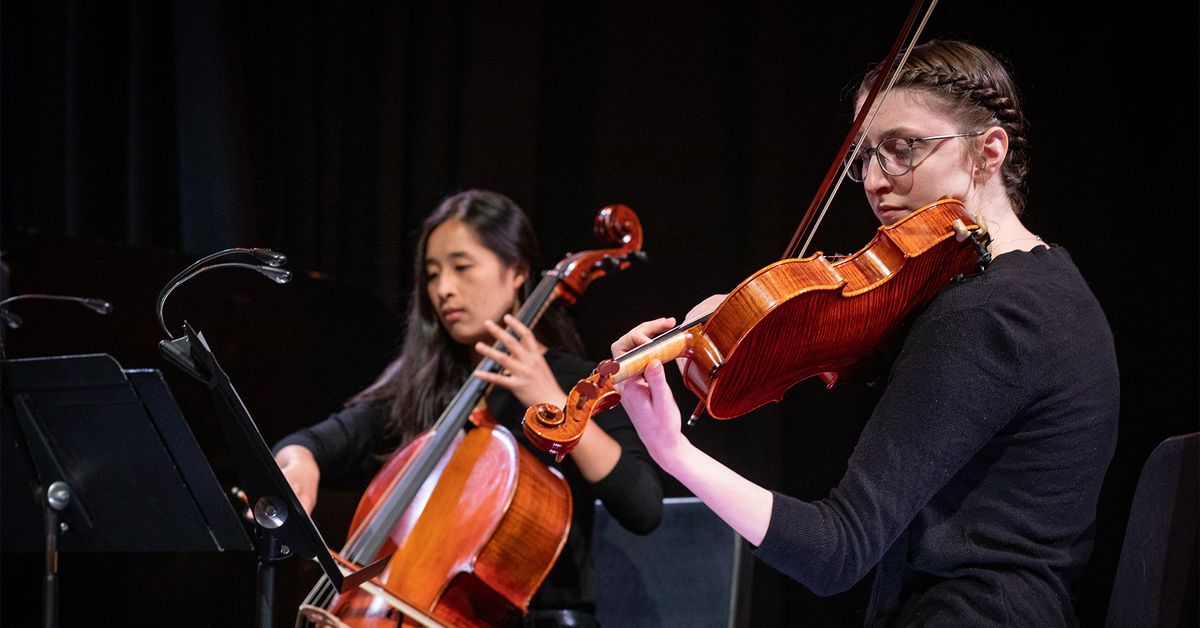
[{"x1": 858, "y1": 39, "x2": 1031, "y2": 214}]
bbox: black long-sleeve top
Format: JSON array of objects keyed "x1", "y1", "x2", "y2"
[
  {"x1": 755, "y1": 245, "x2": 1119, "y2": 626},
  {"x1": 274, "y1": 348, "x2": 663, "y2": 612}
]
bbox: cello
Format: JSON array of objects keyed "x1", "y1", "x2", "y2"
[
  {"x1": 522, "y1": 0, "x2": 993, "y2": 460},
  {"x1": 297, "y1": 205, "x2": 646, "y2": 627}
]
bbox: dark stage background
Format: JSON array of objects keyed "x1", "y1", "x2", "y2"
[{"x1": 2, "y1": 1, "x2": 1196, "y2": 626}]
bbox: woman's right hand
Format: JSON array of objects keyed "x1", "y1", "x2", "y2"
[{"x1": 274, "y1": 445, "x2": 320, "y2": 515}]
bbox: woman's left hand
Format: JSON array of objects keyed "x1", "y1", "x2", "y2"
[{"x1": 474, "y1": 314, "x2": 568, "y2": 410}]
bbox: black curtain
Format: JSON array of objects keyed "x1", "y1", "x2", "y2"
[{"x1": 3, "y1": 1, "x2": 1197, "y2": 626}]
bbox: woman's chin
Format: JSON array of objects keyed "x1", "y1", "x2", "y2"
[{"x1": 448, "y1": 327, "x2": 488, "y2": 349}]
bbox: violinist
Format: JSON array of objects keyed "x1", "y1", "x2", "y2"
[
  {"x1": 611, "y1": 40, "x2": 1118, "y2": 626},
  {"x1": 273, "y1": 189, "x2": 663, "y2": 627}
]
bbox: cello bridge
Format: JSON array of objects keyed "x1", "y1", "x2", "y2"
[{"x1": 298, "y1": 605, "x2": 351, "y2": 628}]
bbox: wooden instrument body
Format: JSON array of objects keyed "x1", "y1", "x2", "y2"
[
  {"x1": 301, "y1": 205, "x2": 645, "y2": 626},
  {"x1": 688, "y1": 198, "x2": 980, "y2": 418},
  {"x1": 524, "y1": 199, "x2": 985, "y2": 456},
  {"x1": 322, "y1": 424, "x2": 571, "y2": 627}
]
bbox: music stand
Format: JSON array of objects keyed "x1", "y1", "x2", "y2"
[
  {"x1": 1, "y1": 353, "x2": 254, "y2": 628},
  {"x1": 158, "y1": 321, "x2": 388, "y2": 627}
]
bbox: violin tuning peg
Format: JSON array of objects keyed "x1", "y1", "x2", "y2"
[
  {"x1": 575, "y1": 380, "x2": 600, "y2": 409},
  {"x1": 595, "y1": 359, "x2": 620, "y2": 387},
  {"x1": 629, "y1": 250, "x2": 648, "y2": 263}
]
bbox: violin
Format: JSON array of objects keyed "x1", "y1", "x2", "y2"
[
  {"x1": 297, "y1": 205, "x2": 646, "y2": 627},
  {"x1": 524, "y1": 199, "x2": 987, "y2": 459},
  {"x1": 521, "y1": 0, "x2": 991, "y2": 461}
]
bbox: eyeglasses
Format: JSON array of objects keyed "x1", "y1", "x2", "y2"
[{"x1": 845, "y1": 131, "x2": 984, "y2": 182}]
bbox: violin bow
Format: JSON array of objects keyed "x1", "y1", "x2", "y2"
[{"x1": 783, "y1": 0, "x2": 940, "y2": 260}]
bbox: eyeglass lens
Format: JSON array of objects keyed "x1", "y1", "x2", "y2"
[{"x1": 846, "y1": 138, "x2": 913, "y2": 182}]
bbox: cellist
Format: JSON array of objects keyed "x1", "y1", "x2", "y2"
[
  {"x1": 611, "y1": 40, "x2": 1118, "y2": 626},
  {"x1": 273, "y1": 189, "x2": 663, "y2": 627}
]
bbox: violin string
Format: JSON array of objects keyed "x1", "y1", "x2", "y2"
[
  {"x1": 796, "y1": 0, "x2": 939, "y2": 259},
  {"x1": 617, "y1": 311, "x2": 712, "y2": 363}
]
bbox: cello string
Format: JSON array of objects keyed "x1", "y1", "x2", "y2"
[
  {"x1": 296, "y1": 266, "x2": 567, "y2": 624},
  {"x1": 344, "y1": 234, "x2": 635, "y2": 560},
  {"x1": 295, "y1": 216, "x2": 644, "y2": 623},
  {"x1": 795, "y1": 0, "x2": 939, "y2": 259},
  {"x1": 335, "y1": 267, "x2": 562, "y2": 570}
]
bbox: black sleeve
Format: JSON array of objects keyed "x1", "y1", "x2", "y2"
[
  {"x1": 588, "y1": 402, "x2": 664, "y2": 534},
  {"x1": 754, "y1": 300, "x2": 1027, "y2": 595},
  {"x1": 272, "y1": 399, "x2": 391, "y2": 490}
]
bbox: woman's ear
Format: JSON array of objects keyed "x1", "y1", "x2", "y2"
[
  {"x1": 507, "y1": 266, "x2": 529, "y2": 316},
  {"x1": 512, "y1": 264, "x2": 529, "y2": 291},
  {"x1": 976, "y1": 125, "x2": 1009, "y2": 180}
]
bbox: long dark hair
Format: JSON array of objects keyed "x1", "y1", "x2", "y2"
[{"x1": 352, "y1": 189, "x2": 583, "y2": 446}]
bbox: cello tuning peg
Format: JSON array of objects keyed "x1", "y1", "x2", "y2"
[
  {"x1": 592, "y1": 255, "x2": 622, "y2": 272},
  {"x1": 628, "y1": 250, "x2": 648, "y2": 263}
]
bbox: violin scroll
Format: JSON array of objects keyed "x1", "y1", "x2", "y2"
[{"x1": 524, "y1": 359, "x2": 622, "y2": 462}]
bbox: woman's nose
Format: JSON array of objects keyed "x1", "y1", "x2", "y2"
[
  {"x1": 863, "y1": 157, "x2": 891, "y2": 194},
  {"x1": 432, "y1": 276, "x2": 457, "y2": 300}
]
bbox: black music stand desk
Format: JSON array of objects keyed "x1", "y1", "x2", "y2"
[
  {"x1": 158, "y1": 322, "x2": 387, "y2": 627},
  {"x1": 1, "y1": 353, "x2": 253, "y2": 626}
]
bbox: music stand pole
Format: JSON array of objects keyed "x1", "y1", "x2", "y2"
[
  {"x1": 42, "y1": 482, "x2": 70, "y2": 628},
  {"x1": 11, "y1": 389, "x2": 88, "y2": 628},
  {"x1": 256, "y1": 529, "x2": 290, "y2": 628}
]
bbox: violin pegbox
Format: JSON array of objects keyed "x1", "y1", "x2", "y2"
[
  {"x1": 523, "y1": 205, "x2": 644, "y2": 458},
  {"x1": 523, "y1": 359, "x2": 622, "y2": 462}
]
